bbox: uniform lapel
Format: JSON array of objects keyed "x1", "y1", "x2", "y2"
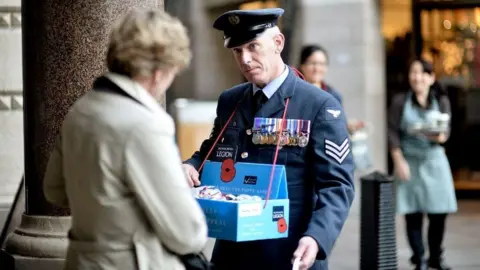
[
  {"x1": 238, "y1": 84, "x2": 255, "y2": 127},
  {"x1": 257, "y1": 67, "x2": 297, "y2": 118}
]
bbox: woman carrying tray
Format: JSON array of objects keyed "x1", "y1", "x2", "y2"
[{"x1": 388, "y1": 58, "x2": 457, "y2": 270}]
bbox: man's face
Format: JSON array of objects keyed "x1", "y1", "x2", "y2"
[{"x1": 231, "y1": 35, "x2": 277, "y2": 87}]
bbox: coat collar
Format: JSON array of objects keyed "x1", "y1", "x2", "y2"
[
  {"x1": 252, "y1": 65, "x2": 289, "y2": 99},
  {"x1": 103, "y1": 72, "x2": 163, "y2": 115},
  {"x1": 238, "y1": 66, "x2": 298, "y2": 127}
]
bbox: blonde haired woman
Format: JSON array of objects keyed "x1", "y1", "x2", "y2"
[{"x1": 43, "y1": 9, "x2": 208, "y2": 270}]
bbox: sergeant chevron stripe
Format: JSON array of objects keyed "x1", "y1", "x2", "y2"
[{"x1": 325, "y1": 138, "x2": 350, "y2": 164}]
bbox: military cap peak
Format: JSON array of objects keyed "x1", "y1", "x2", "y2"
[{"x1": 213, "y1": 8, "x2": 284, "y2": 48}]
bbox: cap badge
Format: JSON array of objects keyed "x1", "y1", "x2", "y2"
[{"x1": 228, "y1": 15, "x2": 240, "y2": 25}]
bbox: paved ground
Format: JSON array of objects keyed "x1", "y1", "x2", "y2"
[
  {"x1": 329, "y1": 198, "x2": 480, "y2": 270},
  {"x1": 203, "y1": 179, "x2": 480, "y2": 270}
]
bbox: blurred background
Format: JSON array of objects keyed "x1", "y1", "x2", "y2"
[
  {"x1": 163, "y1": 1, "x2": 480, "y2": 268},
  {"x1": 0, "y1": 0, "x2": 479, "y2": 269},
  {"x1": 166, "y1": 0, "x2": 480, "y2": 196}
]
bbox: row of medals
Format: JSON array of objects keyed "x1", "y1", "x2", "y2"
[{"x1": 250, "y1": 118, "x2": 311, "y2": 147}]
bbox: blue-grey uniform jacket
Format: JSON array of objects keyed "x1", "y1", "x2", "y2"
[{"x1": 185, "y1": 67, "x2": 355, "y2": 270}]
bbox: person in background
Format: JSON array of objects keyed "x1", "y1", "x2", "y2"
[
  {"x1": 388, "y1": 58, "x2": 457, "y2": 270},
  {"x1": 299, "y1": 44, "x2": 364, "y2": 134},
  {"x1": 43, "y1": 9, "x2": 207, "y2": 270}
]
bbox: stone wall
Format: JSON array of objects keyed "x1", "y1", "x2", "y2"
[
  {"x1": 0, "y1": 1, "x2": 23, "y2": 232},
  {"x1": 291, "y1": 0, "x2": 387, "y2": 172}
]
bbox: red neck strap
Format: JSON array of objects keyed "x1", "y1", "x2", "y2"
[
  {"x1": 198, "y1": 98, "x2": 291, "y2": 209},
  {"x1": 291, "y1": 67, "x2": 305, "y2": 80},
  {"x1": 198, "y1": 103, "x2": 239, "y2": 172},
  {"x1": 264, "y1": 98, "x2": 290, "y2": 208}
]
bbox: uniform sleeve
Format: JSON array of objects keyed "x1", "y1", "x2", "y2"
[
  {"x1": 124, "y1": 124, "x2": 208, "y2": 255},
  {"x1": 332, "y1": 89, "x2": 343, "y2": 106},
  {"x1": 387, "y1": 94, "x2": 405, "y2": 150},
  {"x1": 43, "y1": 135, "x2": 69, "y2": 207},
  {"x1": 303, "y1": 97, "x2": 355, "y2": 260},
  {"x1": 184, "y1": 94, "x2": 225, "y2": 170}
]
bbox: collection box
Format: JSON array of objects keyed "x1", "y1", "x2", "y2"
[{"x1": 197, "y1": 161, "x2": 289, "y2": 242}]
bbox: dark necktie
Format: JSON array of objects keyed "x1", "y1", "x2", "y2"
[{"x1": 253, "y1": 90, "x2": 267, "y2": 113}]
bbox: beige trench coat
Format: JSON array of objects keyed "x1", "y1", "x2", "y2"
[{"x1": 43, "y1": 73, "x2": 208, "y2": 270}]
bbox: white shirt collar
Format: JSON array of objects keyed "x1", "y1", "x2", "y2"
[{"x1": 252, "y1": 65, "x2": 289, "y2": 99}]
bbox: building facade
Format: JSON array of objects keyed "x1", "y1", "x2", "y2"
[{"x1": 0, "y1": 0, "x2": 22, "y2": 233}]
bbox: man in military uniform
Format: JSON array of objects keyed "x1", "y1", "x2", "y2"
[{"x1": 182, "y1": 8, "x2": 355, "y2": 270}]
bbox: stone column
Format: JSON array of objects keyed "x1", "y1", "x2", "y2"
[
  {"x1": 167, "y1": 1, "x2": 245, "y2": 103},
  {"x1": 279, "y1": 0, "x2": 299, "y2": 65},
  {"x1": 291, "y1": 0, "x2": 387, "y2": 173},
  {"x1": 0, "y1": 1, "x2": 161, "y2": 269}
]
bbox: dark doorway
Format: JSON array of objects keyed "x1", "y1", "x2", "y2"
[{"x1": 412, "y1": 0, "x2": 480, "y2": 195}]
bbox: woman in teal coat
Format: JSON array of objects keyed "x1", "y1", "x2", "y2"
[{"x1": 388, "y1": 59, "x2": 457, "y2": 270}]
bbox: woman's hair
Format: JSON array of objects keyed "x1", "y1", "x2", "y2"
[
  {"x1": 299, "y1": 44, "x2": 329, "y2": 65},
  {"x1": 411, "y1": 58, "x2": 447, "y2": 98},
  {"x1": 106, "y1": 9, "x2": 191, "y2": 77}
]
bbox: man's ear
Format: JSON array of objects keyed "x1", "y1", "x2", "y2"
[{"x1": 274, "y1": 33, "x2": 285, "y2": 53}]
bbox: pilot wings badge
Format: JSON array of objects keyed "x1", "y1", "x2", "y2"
[{"x1": 327, "y1": 109, "x2": 341, "y2": 118}]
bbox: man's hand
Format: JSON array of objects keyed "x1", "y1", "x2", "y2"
[
  {"x1": 292, "y1": 236, "x2": 319, "y2": 270},
  {"x1": 182, "y1": 164, "x2": 201, "y2": 187}
]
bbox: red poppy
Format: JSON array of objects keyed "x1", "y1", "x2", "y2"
[
  {"x1": 277, "y1": 217, "x2": 287, "y2": 233},
  {"x1": 220, "y1": 159, "x2": 236, "y2": 183}
]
